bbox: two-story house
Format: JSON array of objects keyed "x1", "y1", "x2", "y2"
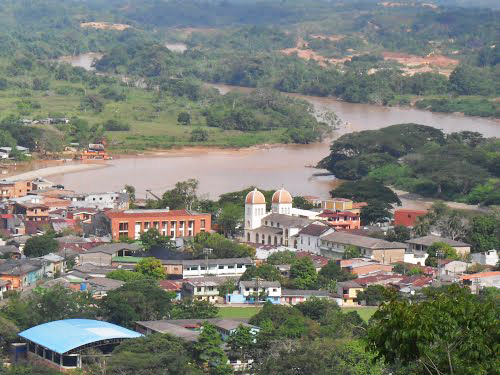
[
  {"x1": 335, "y1": 280, "x2": 364, "y2": 306},
  {"x1": 182, "y1": 258, "x2": 253, "y2": 278},
  {"x1": 231, "y1": 280, "x2": 281, "y2": 304},
  {"x1": 319, "y1": 232, "x2": 406, "y2": 264},
  {"x1": 297, "y1": 223, "x2": 334, "y2": 254},
  {"x1": 182, "y1": 277, "x2": 236, "y2": 303}
]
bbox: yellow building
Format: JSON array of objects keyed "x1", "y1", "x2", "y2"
[
  {"x1": 322, "y1": 198, "x2": 353, "y2": 211},
  {"x1": 336, "y1": 281, "x2": 364, "y2": 306}
]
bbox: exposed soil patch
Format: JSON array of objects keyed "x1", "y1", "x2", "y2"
[
  {"x1": 80, "y1": 22, "x2": 131, "y2": 31},
  {"x1": 382, "y1": 52, "x2": 459, "y2": 67},
  {"x1": 280, "y1": 47, "x2": 352, "y2": 66},
  {"x1": 310, "y1": 34, "x2": 345, "y2": 42}
]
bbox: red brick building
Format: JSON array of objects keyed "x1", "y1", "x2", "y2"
[
  {"x1": 394, "y1": 209, "x2": 428, "y2": 227},
  {"x1": 105, "y1": 209, "x2": 211, "y2": 241},
  {"x1": 0, "y1": 180, "x2": 31, "y2": 200}
]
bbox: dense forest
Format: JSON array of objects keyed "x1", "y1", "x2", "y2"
[
  {"x1": 0, "y1": 1, "x2": 498, "y2": 113},
  {"x1": 319, "y1": 124, "x2": 500, "y2": 204},
  {"x1": 0, "y1": 0, "x2": 498, "y2": 155}
]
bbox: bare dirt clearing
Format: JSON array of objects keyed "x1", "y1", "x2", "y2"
[{"x1": 80, "y1": 22, "x2": 131, "y2": 31}]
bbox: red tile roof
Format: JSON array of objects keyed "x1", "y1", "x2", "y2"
[
  {"x1": 296, "y1": 251, "x2": 330, "y2": 267},
  {"x1": 158, "y1": 280, "x2": 184, "y2": 291},
  {"x1": 105, "y1": 209, "x2": 200, "y2": 219},
  {"x1": 355, "y1": 274, "x2": 403, "y2": 286},
  {"x1": 319, "y1": 210, "x2": 359, "y2": 218},
  {"x1": 460, "y1": 271, "x2": 500, "y2": 280},
  {"x1": 352, "y1": 203, "x2": 368, "y2": 209}
]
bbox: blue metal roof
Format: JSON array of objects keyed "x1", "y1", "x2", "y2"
[{"x1": 18, "y1": 319, "x2": 142, "y2": 354}]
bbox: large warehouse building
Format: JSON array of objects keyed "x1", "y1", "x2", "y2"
[{"x1": 18, "y1": 319, "x2": 141, "y2": 371}]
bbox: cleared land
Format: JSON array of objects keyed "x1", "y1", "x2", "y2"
[
  {"x1": 217, "y1": 306, "x2": 378, "y2": 321},
  {"x1": 218, "y1": 306, "x2": 262, "y2": 319},
  {"x1": 341, "y1": 307, "x2": 377, "y2": 321},
  {"x1": 0, "y1": 78, "x2": 286, "y2": 152}
]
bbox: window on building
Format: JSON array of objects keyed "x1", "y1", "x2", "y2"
[
  {"x1": 228, "y1": 265, "x2": 234, "y2": 269},
  {"x1": 237, "y1": 264, "x2": 243, "y2": 268},
  {"x1": 118, "y1": 222, "x2": 129, "y2": 239},
  {"x1": 218, "y1": 265, "x2": 224, "y2": 269}
]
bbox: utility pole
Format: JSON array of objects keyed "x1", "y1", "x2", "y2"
[
  {"x1": 253, "y1": 277, "x2": 260, "y2": 307},
  {"x1": 437, "y1": 250, "x2": 443, "y2": 283},
  {"x1": 203, "y1": 248, "x2": 212, "y2": 276}
]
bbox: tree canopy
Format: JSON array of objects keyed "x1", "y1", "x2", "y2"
[{"x1": 367, "y1": 285, "x2": 499, "y2": 375}]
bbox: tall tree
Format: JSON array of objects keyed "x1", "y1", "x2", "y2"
[
  {"x1": 342, "y1": 245, "x2": 361, "y2": 259},
  {"x1": 135, "y1": 257, "x2": 166, "y2": 279},
  {"x1": 107, "y1": 334, "x2": 203, "y2": 375},
  {"x1": 194, "y1": 323, "x2": 232, "y2": 375},
  {"x1": 101, "y1": 280, "x2": 175, "y2": 327},
  {"x1": 217, "y1": 203, "x2": 243, "y2": 237},
  {"x1": 23, "y1": 234, "x2": 58, "y2": 257},
  {"x1": 289, "y1": 257, "x2": 317, "y2": 289},
  {"x1": 139, "y1": 228, "x2": 172, "y2": 251},
  {"x1": 367, "y1": 285, "x2": 498, "y2": 375}
]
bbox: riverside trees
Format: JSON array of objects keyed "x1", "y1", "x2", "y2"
[{"x1": 321, "y1": 125, "x2": 500, "y2": 203}]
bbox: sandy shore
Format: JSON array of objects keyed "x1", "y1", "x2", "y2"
[{"x1": 4, "y1": 162, "x2": 108, "y2": 181}]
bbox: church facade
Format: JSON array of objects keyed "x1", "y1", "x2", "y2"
[{"x1": 244, "y1": 188, "x2": 321, "y2": 248}]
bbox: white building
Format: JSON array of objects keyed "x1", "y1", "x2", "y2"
[
  {"x1": 62, "y1": 192, "x2": 129, "y2": 210},
  {"x1": 471, "y1": 250, "x2": 498, "y2": 266},
  {"x1": 238, "y1": 280, "x2": 281, "y2": 304},
  {"x1": 244, "y1": 188, "x2": 321, "y2": 248},
  {"x1": 297, "y1": 223, "x2": 335, "y2": 254},
  {"x1": 182, "y1": 258, "x2": 253, "y2": 278}
]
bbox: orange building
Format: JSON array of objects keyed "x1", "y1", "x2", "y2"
[
  {"x1": 317, "y1": 210, "x2": 361, "y2": 230},
  {"x1": 105, "y1": 209, "x2": 211, "y2": 241},
  {"x1": 394, "y1": 209, "x2": 428, "y2": 227},
  {"x1": 0, "y1": 180, "x2": 31, "y2": 200},
  {"x1": 81, "y1": 144, "x2": 112, "y2": 160},
  {"x1": 14, "y1": 202, "x2": 50, "y2": 221}
]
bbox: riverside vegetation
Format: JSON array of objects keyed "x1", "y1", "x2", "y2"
[{"x1": 0, "y1": 0, "x2": 498, "y2": 156}]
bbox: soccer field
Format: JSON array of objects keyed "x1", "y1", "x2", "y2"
[
  {"x1": 217, "y1": 306, "x2": 378, "y2": 321},
  {"x1": 341, "y1": 307, "x2": 378, "y2": 321},
  {"x1": 218, "y1": 307, "x2": 262, "y2": 319}
]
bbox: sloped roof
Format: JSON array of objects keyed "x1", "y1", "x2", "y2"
[
  {"x1": 298, "y1": 223, "x2": 330, "y2": 237},
  {"x1": 264, "y1": 213, "x2": 314, "y2": 228},
  {"x1": 19, "y1": 319, "x2": 141, "y2": 354},
  {"x1": 239, "y1": 280, "x2": 281, "y2": 288},
  {"x1": 281, "y1": 289, "x2": 329, "y2": 297},
  {"x1": 406, "y1": 235, "x2": 470, "y2": 247},
  {"x1": 86, "y1": 243, "x2": 142, "y2": 255},
  {"x1": 321, "y1": 232, "x2": 406, "y2": 250}
]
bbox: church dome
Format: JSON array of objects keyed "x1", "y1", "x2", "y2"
[
  {"x1": 245, "y1": 189, "x2": 266, "y2": 204},
  {"x1": 272, "y1": 188, "x2": 293, "y2": 204}
]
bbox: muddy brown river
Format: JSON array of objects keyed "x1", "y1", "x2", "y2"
[{"x1": 48, "y1": 55, "x2": 500, "y2": 204}]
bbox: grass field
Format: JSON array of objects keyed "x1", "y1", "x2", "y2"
[
  {"x1": 218, "y1": 307, "x2": 262, "y2": 319},
  {"x1": 217, "y1": 306, "x2": 378, "y2": 321},
  {"x1": 0, "y1": 73, "x2": 285, "y2": 152},
  {"x1": 341, "y1": 307, "x2": 378, "y2": 322}
]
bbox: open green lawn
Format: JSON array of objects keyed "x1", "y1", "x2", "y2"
[
  {"x1": 341, "y1": 307, "x2": 378, "y2": 322},
  {"x1": 217, "y1": 306, "x2": 378, "y2": 321},
  {"x1": 218, "y1": 307, "x2": 262, "y2": 319},
  {"x1": 0, "y1": 76, "x2": 285, "y2": 152}
]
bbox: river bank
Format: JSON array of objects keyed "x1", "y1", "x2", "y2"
[{"x1": 4, "y1": 162, "x2": 108, "y2": 182}]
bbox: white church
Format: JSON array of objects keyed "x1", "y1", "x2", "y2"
[{"x1": 244, "y1": 188, "x2": 322, "y2": 248}]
